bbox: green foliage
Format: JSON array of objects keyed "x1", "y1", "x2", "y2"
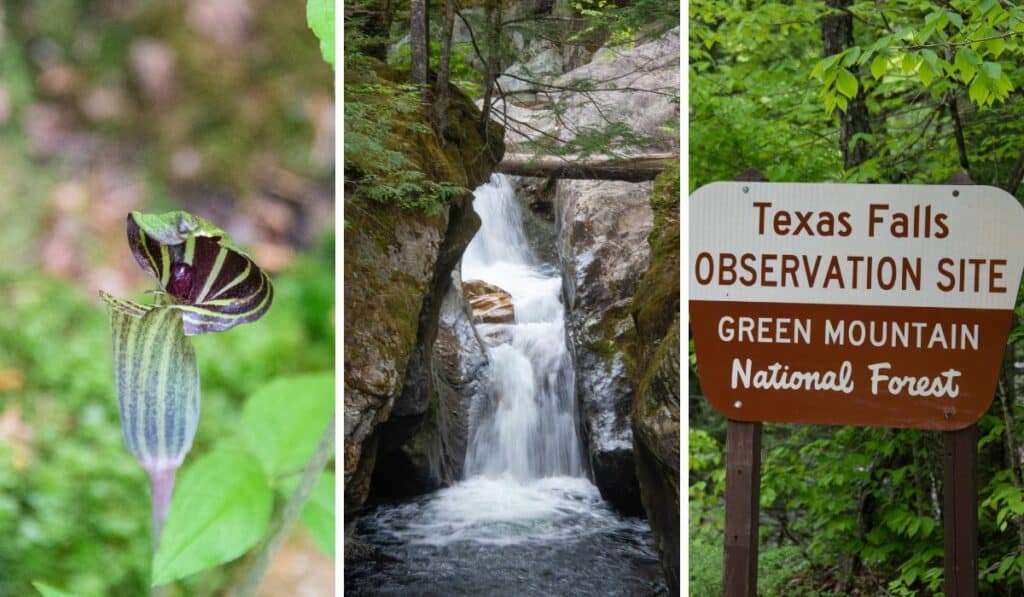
[
  {"x1": 344, "y1": 64, "x2": 470, "y2": 213},
  {"x1": 307, "y1": 0, "x2": 336, "y2": 66},
  {"x1": 240, "y1": 374, "x2": 334, "y2": 477},
  {"x1": 153, "y1": 371, "x2": 334, "y2": 586},
  {"x1": 32, "y1": 582, "x2": 74, "y2": 597},
  {"x1": 153, "y1": 447, "x2": 273, "y2": 586}
]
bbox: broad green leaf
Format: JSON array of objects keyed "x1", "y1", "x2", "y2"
[
  {"x1": 986, "y1": 36, "x2": 1006, "y2": 57},
  {"x1": 240, "y1": 373, "x2": 334, "y2": 476},
  {"x1": 901, "y1": 53, "x2": 917, "y2": 75},
  {"x1": 836, "y1": 69, "x2": 858, "y2": 98},
  {"x1": 841, "y1": 46, "x2": 861, "y2": 67},
  {"x1": 918, "y1": 61, "x2": 934, "y2": 86},
  {"x1": 152, "y1": 447, "x2": 273, "y2": 585},
  {"x1": 307, "y1": 0, "x2": 335, "y2": 66},
  {"x1": 954, "y1": 48, "x2": 978, "y2": 82},
  {"x1": 870, "y1": 55, "x2": 887, "y2": 79},
  {"x1": 279, "y1": 471, "x2": 334, "y2": 557},
  {"x1": 920, "y1": 49, "x2": 940, "y2": 69},
  {"x1": 981, "y1": 62, "x2": 1002, "y2": 80},
  {"x1": 969, "y1": 77, "x2": 991, "y2": 105},
  {"x1": 33, "y1": 582, "x2": 74, "y2": 597},
  {"x1": 102, "y1": 298, "x2": 199, "y2": 470}
]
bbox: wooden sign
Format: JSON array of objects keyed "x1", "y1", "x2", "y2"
[{"x1": 690, "y1": 182, "x2": 1024, "y2": 430}]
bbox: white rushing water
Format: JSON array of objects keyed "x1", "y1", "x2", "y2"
[{"x1": 462, "y1": 173, "x2": 582, "y2": 481}]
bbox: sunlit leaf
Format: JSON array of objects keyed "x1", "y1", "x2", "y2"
[
  {"x1": 239, "y1": 373, "x2": 334, "y2": 476},
  {"x1": 32, "y1": 582, "x2": 74, "y2": 597},
  {"x1": 836, "y1": 69, "x2": 858, "y2": 98},
  {"x1": 307, "y1": 0, "x2": 335, "y2": 66},
  {"x1": 870, "y1": 55, "x2": 887, "y2": 80}
]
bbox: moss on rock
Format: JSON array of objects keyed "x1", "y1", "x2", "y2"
[{"x1": 628, "y1": 161, "x2": 681, "y2": 594}]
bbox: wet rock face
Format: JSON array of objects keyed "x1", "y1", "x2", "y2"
[
  {"x1": 555, "y1": 178, "x2": 654, "y2": 514},
  {"x1": 463, "y1": 279, "x2": 515, "y2": 324},
  {"x1": 630, "y1": 165, "x2": 681, "y2": 594}
]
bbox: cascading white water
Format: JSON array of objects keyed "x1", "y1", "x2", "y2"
[
  {"x1": 348, "y1": 175, "x2": 664, "y2": 594},
  {"x1": 462, "y1": 174, "x2": 582, "y2": 480}
]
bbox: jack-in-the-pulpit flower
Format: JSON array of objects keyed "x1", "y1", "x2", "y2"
[{"x1": 101, "y1": 211, "x2": 273, "y2": 547}]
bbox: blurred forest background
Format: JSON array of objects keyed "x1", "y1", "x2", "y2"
[
  {"x1": 0, "y1": 1, "x2": 334, "y2": 595},
  {"x1": 690, "y1": 1, "x2": 1024, "y2": 595}
]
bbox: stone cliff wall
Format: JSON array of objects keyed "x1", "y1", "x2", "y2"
[
  {"x1": 343, "y1": 63, "x2": 503, "y2": 529},
  {"x1": 555, "y1": 179, "x2": 653, "y2": 513}
]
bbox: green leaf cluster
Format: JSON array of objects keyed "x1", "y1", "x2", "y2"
[{"x1": 153, "y1": 373, "x2": 335, "y2": 586}]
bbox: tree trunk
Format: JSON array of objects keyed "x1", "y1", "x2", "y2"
[
  {"x1": 410, "y1": 0, "x2": 429, "y2": 91},
  {"x1": 433, "y1": 0, "x2": 456, "y2": 135},
  {"x1": 821, "y1": 0, "x2": 873, "y2": 170},
  {"x1": 495, "y1": 152, "x2": 675, "y2": 181},
  {"x1": 480, "y1": 0, "x2": 501, "y2": 130}
]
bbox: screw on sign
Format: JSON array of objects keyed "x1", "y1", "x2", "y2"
[{"x1": 690, "y1": 172, "x2": 1024, "y2": 596}]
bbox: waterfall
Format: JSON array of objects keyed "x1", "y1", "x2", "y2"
[
  {"x1": 347, "y1": 174, "x2": 664, "y2": 595},
  {"x1": 461, "y1": 174, "x2": 582, "y2": 480}
]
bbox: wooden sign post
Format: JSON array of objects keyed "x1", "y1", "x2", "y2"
[{"x1": 690, "y1": 172, "x2": 1024, "y2": 596}]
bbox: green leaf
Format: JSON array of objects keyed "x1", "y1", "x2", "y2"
[
  {"x1": 986, "y1": 37, "x2": 1006, "y2": 57},
  {"x1": 955, "y1": 48, "x2": 978, "y2": 82},
  {"x1": 870, "y1": 55, "x2": 887, "y2": 79},
  {"x1": 841, "y1": 47, "x2": 861, "y2": 67},
  {"x1": 901, "y1": 53, "x2": 917, "y2": 75},
  {"x1": 981, "y1": 62, "x2": 1002, "y2": 80},
  {"x1": 33, "y1": 582, "x2": 74, "y2": 597},
  {"x1": 307, "y1": 0, "x2": 335, "y2": 66},
  {"x1": 919, "y1": 61, "x2": 934, "y2": 86},
  {"x1": 836, "y1": 68, "x2": 858, "y2": 98},
  {"x1": 279, "y1": 471, "x2": 335, "y2": 557},
  {"x1": 969, "y1": 77, "x2": 991, "y2": 104},
  {"x1": 152, "y1": 448, "x2": 273, "y2": 586},
  {"x1": 240, "y1": 373, "x2": 335, "y2": 476}
]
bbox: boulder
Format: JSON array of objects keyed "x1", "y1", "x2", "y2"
[
  {"x1": 555, "y1": 178, "x2": 653, "y2": 513},
  {"x1": 463, "y1": 279, "x2": 515, "y2": 324},
  {"x1": 494, "y1": 27, "x2": 680, "y2": 153}
]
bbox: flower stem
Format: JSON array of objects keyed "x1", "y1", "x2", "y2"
[
  {"x1": 149, "y1": 466, "x2": 177, "y2": 550},
  {"x1": 231, "y1": 415, "x2": 335, "y2": 597}
]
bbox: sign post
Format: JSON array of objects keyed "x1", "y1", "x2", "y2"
[{"x1": 690, "y1": 173, "x2": 1024, "y2": 596}]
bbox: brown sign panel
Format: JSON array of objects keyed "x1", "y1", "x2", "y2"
[{"x1": 690, "y1": 182, "x2": 1024, "y2": 430}]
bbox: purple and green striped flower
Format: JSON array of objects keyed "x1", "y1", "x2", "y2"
[
  {"x1": 126, "y1": 211, "x2": 273, "y2": 334},
  {"x1": 101, "y1": 210, "x2": 273, "y2": 546}
]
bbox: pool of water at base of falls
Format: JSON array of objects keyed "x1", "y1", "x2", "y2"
[{"x1": 345, "y1": 475, "x2": 667, "y2": 596}]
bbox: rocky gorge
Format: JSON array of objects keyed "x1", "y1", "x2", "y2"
[{"x1": 344, "y1": 8, "x2": 679, "y2": 594}]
